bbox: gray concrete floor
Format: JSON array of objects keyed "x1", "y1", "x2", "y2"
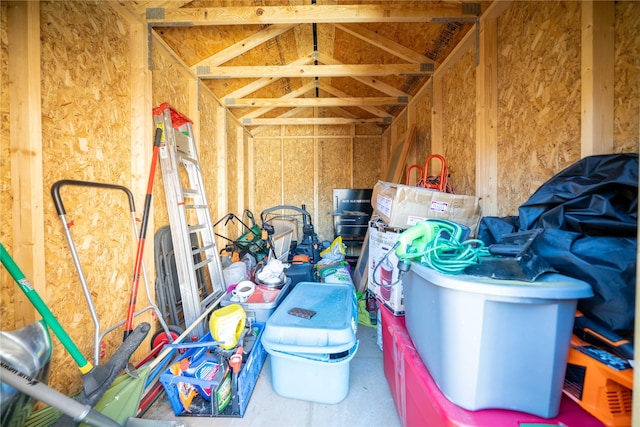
[{"x1": 142, "y1": 323, "x2": 401, "y2": 427}]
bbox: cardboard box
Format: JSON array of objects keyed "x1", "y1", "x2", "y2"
[
  {"x1": 367, "y1": 220, "x2": 404, "y2": 315},
  {"x1": 372, "y1": 181, "x2": 482, "y2": 234}
]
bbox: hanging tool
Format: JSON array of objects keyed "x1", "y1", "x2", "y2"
[{"x1": 123, "y1": 127, "x2": 163, "y2": 341}]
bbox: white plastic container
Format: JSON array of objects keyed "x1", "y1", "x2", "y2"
[
  {"x1": 223, "y1": 262, "x2": 248, "y2": 288},
  {"x1": 262, "y1": 281, "x2": 358, "y2": 404},
  {"x1": 220, "y1": 278, "x2": 291, "y2": 324},
  {"x1": 403, "y1": 262, "x2": 593, "y2": 418}
]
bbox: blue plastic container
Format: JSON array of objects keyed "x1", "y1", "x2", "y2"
[
  {"x1": 160, "y1": 323, "x2": 266, "y2": 417},
  {"x1": 262, "y1": 282, "x2": 358, "y2": 404}
]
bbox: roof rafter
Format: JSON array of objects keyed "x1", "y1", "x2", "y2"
[
  {"x1": 334, "y1": 23, "x2": 437, "y2": 66},
  {"x1": 191, "y1": 23, "x2": 296, "y2": 70}
]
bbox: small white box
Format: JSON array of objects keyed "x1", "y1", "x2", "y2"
[{"x1": 367, "y1": 220, "x2": 405, "y2": 315}]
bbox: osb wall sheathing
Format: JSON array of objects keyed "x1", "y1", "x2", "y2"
[
  {"x1": 497, "y1": 2, "x2": 582, "y2": 216},
  {"x1": 39, "y1": 1, "x2": 134, "y2": 396},
  {"x1": 318, "y1": 138, "x2": 352, "y2": 240},
  {"x1": 282, "y1": 139, "x2": 315, "y2": 212},
  {"x1": 441, "y1": 45, "x2": 476, "y2": 196},
  {"x1": 225, "y1": 111, "x2": 240, "y2": 240},
  {"x1": 253, "y1": 138, "x2": 283, "y2": 212},
  {"x1": 0, "y1": 2, "x2": 13, "y2": 330},
  {"x1": 614, "y1": 1, "x2": 640, "y2": 153},
  {"x1": 199, "y1": 89, "x2": 221, "y2": 240},
  {"x1": 353, "y1": 137, "x2": 381, "y2": 189},
  {"x1": 410, "y1": 83, "x2": 433, "y2": 173}
]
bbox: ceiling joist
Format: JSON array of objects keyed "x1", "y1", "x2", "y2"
[
  {"x1": 146, "y1": 4, "x2": 482, "y2": 26},
  {"x1": 196, "y1": 63, "x2": 433, "y2": 79},
  {"x1": 226, "y1": 96, "x2": 408, "y2": 108},
  {"x1": 243, "y1": 117, "x2": 392, "y2": 126}
]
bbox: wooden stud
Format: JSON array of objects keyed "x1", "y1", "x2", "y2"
[
  {"x1": 581, "y1": 1, "x2": 615, "y2": 156},
  {"x1": 8, "y1": 1, "x2": 43, "y2": 327}
]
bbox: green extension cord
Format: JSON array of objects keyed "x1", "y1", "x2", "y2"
[{"x1": 398, "y1": 230, "x2": 491, "y2": 275}]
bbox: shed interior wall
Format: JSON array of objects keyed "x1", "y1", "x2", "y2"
[{"x1": 0, "y1": 1, "x2": 638, "y2": 409}]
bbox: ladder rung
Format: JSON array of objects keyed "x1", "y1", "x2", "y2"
[
  {"x1": 178, "y1": 154, "x2": 198, "y2": 165},
  {"x1": 188, "y1": 224, "x2": 208, "y2": 233},
  {"x1": 184, "y1": 204, "x2": 209, "y2": 210},
  {"x1": 182, "y1": 189, "x2": 200, "y2": 198},
  {"x1": 193, "y1": 257, "x2": 213, "y2": 270},
  {"x1": 192, "y1": 243, "x2": 215, "y2": 256}
]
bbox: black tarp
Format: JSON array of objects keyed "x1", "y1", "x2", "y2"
[{"x1": 477, "y1": 153, "x2": 637, "y2": 335}]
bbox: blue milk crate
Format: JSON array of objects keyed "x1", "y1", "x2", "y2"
[{"x1": 160, "y1": 323, "x2": 266, "y2": 417}]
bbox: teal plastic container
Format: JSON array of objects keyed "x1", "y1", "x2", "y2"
[{"x1": 262, "y1": 282, "x2": 358, "y2": 404}]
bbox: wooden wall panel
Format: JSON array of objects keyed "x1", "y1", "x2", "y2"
[
  {"x1": 614, "y1": 1, "x2": 640, "y2": 153},
  {"x1": 253, "y1": 138, "x2": 283, "y2": 214},
  {"x1": 410, "y1": 83, "x2": 433, "y2": 170},
  {"x1": 39, "y1": 0, "x2": 133, "y2": 396},
  {"x1": 225, "y1": 111, "x2": 239, "y2": 240},
  {"x1": 283, "y1": 139, "x2": 315, "y2": 211},
  {"x1": 441, "y1": 46, "x2": 476, "y2": 196},
  {"x1": 353, "y1": 137, "x2": 382, "y2": 189},
  {"x1": 496, "y1": 1, "x2": 582, "y2": 216},
  {"x1": 317, "y1": 138, "x2": 351, "y2": 241},
  {"x1": 199, "y1": 90, "x2": 222, "y2": 240},
  {"x1": 0, "y1": 2, "x2": 13, "y2": 330}
]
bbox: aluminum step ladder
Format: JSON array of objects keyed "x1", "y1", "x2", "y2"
[{"x1": 152, "y1": 103, "x2": 225, "y2": 338}]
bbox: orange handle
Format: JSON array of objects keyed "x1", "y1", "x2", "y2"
[{"x1": 229, "y1": 347, "x2": 244, "y2": 373}]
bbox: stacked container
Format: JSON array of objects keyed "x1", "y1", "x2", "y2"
[
  {"x1": 261, "y1": 282, "x2": 358, "y2": 404},
  {"x1": 402, "y1": 262, "x2": 593, "y2": 418}
]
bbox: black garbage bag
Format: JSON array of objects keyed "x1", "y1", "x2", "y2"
[{"x1": 478, "y1": 153, "x2": 638, "y2": 335}]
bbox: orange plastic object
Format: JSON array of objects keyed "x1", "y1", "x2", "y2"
[{"x1": 563, "y1": 335, "x2": 633, "y2": 427}]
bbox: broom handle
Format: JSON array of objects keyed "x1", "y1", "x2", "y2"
[{"x1": 0, "y1": 242, "x2": 93, "y2": 374}]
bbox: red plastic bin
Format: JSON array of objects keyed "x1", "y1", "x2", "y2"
[{"x1": 379, "y1": 306, "x2": 604, "y2": 427}]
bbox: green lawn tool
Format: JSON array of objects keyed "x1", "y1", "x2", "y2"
[
  {"x1": 0, "y1": 243, "x2": 150, "y2": 423},
  {"x1": 1, "y1": 361, "x2": 184, "y2": 427}
]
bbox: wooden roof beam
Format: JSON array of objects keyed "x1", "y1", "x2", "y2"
[
  {"x1": 243, "y1": 117, "x2": 392, "y2": 126},
  {"x1": 191, "y1": 23, "x2": 296, "y2": 70},
  {"x1": 334, "y1": 23, "x2": 438, "y2": 67},
  {"x1": 221, "y1": 54, "x2": 315, "y2": 99},
  {"x1": 226, "y1": 96, "x2": 408, "y2": 108},
  {"x1": 197, "y1": 63, "x2": 432, "y2": 79},
  {"x1": 237, "y1": 81, "x2": 317, "y2": 120},
  {"x1": 145, "y1": 4, "x2": 482, "y2": 26},
  {"x1": 317, "y1": 83, "x2": 393, "y2": 118},
  {"x1": 317, "y1": 53, "x2": 410, "y2": 97}
]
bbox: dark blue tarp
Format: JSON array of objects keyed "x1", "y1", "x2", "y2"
[{"x1": 478, "y1": 153, "x2": 637, "y2": 334}]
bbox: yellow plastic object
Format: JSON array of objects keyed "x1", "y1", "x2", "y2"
[{"x1": 209, "y1": 304, "x2": 246, "y2": 350}]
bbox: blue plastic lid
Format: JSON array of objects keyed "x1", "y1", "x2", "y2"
[
  {"x1": 262, "y1": 282, "x2": 358, "y2": 354},
  {"x1": 408, "y1": 262, "x2": 594, "y2": 300}
]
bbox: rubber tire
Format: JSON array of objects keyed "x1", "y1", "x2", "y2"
[{"x1": 150, "y1": 324, "x2": 183, "y2": 352}]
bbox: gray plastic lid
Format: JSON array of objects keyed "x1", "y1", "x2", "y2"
[
  {"x1": 408, "y1": 262, "x2": 593, "y2": 300},
  {"x1": 262, "y1": 282, "x2": 358, "y2": 354}
]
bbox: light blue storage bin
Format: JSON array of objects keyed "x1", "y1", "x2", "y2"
[{"x1": 262, "y1": 282, "x2": 358, "y2": 404}]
